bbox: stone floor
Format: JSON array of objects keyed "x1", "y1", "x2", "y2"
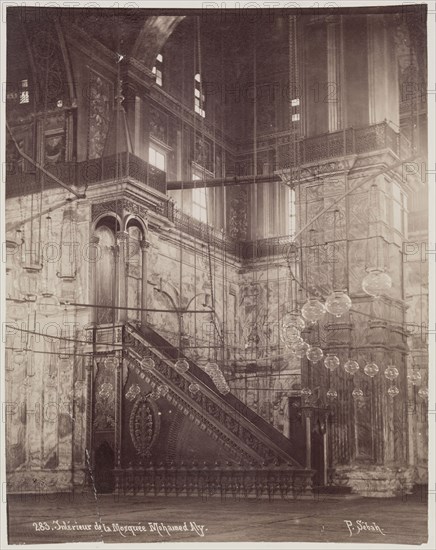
[{"x1": 7, "y1": 487, "x2": 428, "y2": 545}]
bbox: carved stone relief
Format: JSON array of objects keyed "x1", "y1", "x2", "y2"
[{"x1": 87, "y1": 70, "x2": 111, "y2": 159}]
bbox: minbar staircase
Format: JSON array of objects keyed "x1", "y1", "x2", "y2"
[{"x1": 113, "y1": 323, "x2": 314, "y2": 499}]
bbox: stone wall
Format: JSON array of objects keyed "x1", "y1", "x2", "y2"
[{"x1": 5, "y1": 188, "x2": 92, "y2": 493}]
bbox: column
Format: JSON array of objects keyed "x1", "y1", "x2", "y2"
[
  {"x1": 327, "y1": 19, "x2": 341, "y2": 132},
  {"x1": 114, "y1": 354, "x2": 122, "y2": 469},
  {"x1": 116, "y1": 231, "x2": 128, "y2": 323},
  {"x1": 302, "y1": 407, "x2": 312, "y2": 469},
  {"x1": 84, "y1": 356, "x2": 94, "y2": 483},
  {"x1": 141, "y1": 239, "x2": 150, "y2": 328}
]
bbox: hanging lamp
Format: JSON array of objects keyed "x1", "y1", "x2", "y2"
[{"x1": 344, "y1": 359, "x2": 360, "y2": 375}]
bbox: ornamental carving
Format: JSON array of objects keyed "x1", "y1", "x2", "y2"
[
  {"x1": 129, "y1": 396, "x2": 160, "y2": 457},
  {"x1": 91, "y1": 201, "x2": 120, "y2": 222},
  {"x1": 91, "y1": 199, "x2": 151, "y2": 224},
  {"x1": 228, "y1": 188, "x2": 248, "y2": 240},
  {"x1": 149, "y1": 105, "x2": 168, "y2": 143},
  {"x1": 93, "y1": 360, "x2": 116, "y2": 431},
  {"x1": 194, "y1": 135, "x2": 213, "y2": 171},
  {"x1": 87, "y1": 70, "x2": 111, "y2": 160},
  {"x1": 122, "y1": 199, "x2": 149, "y2": 221},
  {"x1": 123, "y1": 327, "x2": 296, "y2": 466},
  {"x1": 45, "y1": 132, "x2": 65, "y2": 164},
  {"x1": 26, "y1": 22, "x2": 70, "y2": 110}
]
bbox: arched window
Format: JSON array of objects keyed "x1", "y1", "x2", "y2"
[
  {"x1": 152, "y1": 53, "x2": 163, "y2": 87},
  {"x1": 194, "y1": 73, "x2": 205, "y2": 118},
  {"x1": 94, "y1": 223, "x2": 117, "y2": 325}
]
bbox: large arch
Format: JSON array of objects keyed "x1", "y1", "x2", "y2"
[{"x1": 130, "y1": 15, "x2": 186, "y2": 69}]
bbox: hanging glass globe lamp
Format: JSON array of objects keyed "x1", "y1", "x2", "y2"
[
  {"x1": 326, "y1": 388, "x2": 338, "y2": 400},
  {"x1": 352, "y1": 388, "x2": 364, "y2": 400},
  {"x1": 364, "y1": 362, "x2": 379, "y2": 378},
  {"x1": 324, "y1": 354, "x2": 340, "y2": 371},
  {"x1": 418, "y1": 388, "x2": 428, "y2": 400},
  {"x1": 205, "y1": 361, "x2": 219, "y2": 375},
  {"x1": 301, "y1": 298, "x2": 326, "y2": 323},
  {"x1": 408, "y1": 370, "x2": 422, "y2": 386},
  {"x1": 291, "y1": 341, "x2": 310, "y2": 359},
  {"x1": 282, "y1": 312, "x2": 305, "y2": 332},
  {"x1": 306, "y1": 346, "x2": 324, "y2": 363},
  {"x1": 280, "y1": 325, "x2": 301, "y2": 344},
  {"x1": 362, "y1": 268, "x2": 392, "y2": 298},
  {"x1": 384, "y1": 365, "x2": 399, "y2": 381},
  {"x1": 218, "y1": 383, "x2": 230, "y2": 396},
  {"x1": 387, "y1": 386, "x2": 400, "y2": 399},
  {"x1": 189, "y1": 383, "x2": 200, "y2": 394},
  {"x1": 325, "y1": 290, "x2": 352, "y2": 318},
  {"x1": 344, "y1": 359, "x2": 360, "y2": 375},
  {"x1": 284, "y1": 335, "x2": 303, "y2": 349},
  {"x1": 141, "y1": 357, "x2": 155, "y2": 371},
  {"x1": 13, "y1": 349, "x2": 27, "y2": 365},
  {"x1": 174, "y1": 358, "x2": 189, "y2": 374}
]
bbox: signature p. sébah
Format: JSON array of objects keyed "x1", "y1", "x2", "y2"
[{"x1": 344, "y1": 520, "x2": 386, "y2": 537}]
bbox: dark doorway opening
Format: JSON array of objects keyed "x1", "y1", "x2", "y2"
[
  {"x1": 311, "y1": 419, "x2": 325, "y2": 489},
  {"x1": 94, "y1": 441, "x2": 115, "y2": 494}
]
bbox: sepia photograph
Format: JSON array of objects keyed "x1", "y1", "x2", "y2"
[{"x1": 1, "y1": 1, "x2": 434, "y2": 547}]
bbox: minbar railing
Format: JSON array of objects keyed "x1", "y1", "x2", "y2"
[
  {"x1": 124, "y1": 323, "x2": 306, "y2": 467},
  {"x1": 6, "y1": 151, "x2": 167, "y2": 198},
  {"x1": 114, "y1": 462, "x2": 313, "y2": 499}
]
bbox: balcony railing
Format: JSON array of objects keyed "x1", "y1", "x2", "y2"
[
  {"x1": 5, "y1": 152, "x2": 167, "y2": 198},
  {"x1": 298, "y1": 121, "x2": 408, "y2": 165},
  {"x1": 170, "y1": 208, "x2": 297, "y2": 261}
]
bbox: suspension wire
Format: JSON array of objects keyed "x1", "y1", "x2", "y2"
[
  {"x1": 6, "y1": 346, "x2": 301, "y2": 376},
  {"x1": 113, "y1": 30, "x2": 123, "y2": 339},
  {"x1": 6, "y1": 298, "x2": 212, "y2": 314},
  {"x1": 339, "y1": 16, "x2": 351, "y2": 297},
  {"x1": 178, "y1": 24, "x2": 186, "y2": 360},
  {"x1": 196, "y1": 16, "x2": 223, "y2": 359},
  {"x1": 218, "y1": 31, "x2": 230, "y2": 370},
  {"x1": 6, "y1": 324, "x2": 228, "y2": 350},
  {"x1": 288, "y1": 14, "x2": 300, "y2": 311},
  {"x1": 332, "y1": 209, "x2": 338, "y2": 290},
  {"x1": 251, "y1": 17, "x2": 260, "y2": 369},
  {"x1": 37, "y1": 52, "x2": 51, "y2": 267},
  {"x1": 192, "y1": 21, "x2": 199, "y2": 356}
]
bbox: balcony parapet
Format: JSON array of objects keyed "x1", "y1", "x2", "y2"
[{"x1": 5, "y1": 151, "x2": 167, "y2": 199}]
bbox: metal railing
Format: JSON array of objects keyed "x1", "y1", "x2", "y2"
[
  {"x1": 114, "y1": 462, "x2": 313, "y2": 499},
  {"x1": 6, "y1": 152, "x2": 167, "y2": 198},
  {"x1": 298, "y1": 121, "x2": 406, "y2": 164}
]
